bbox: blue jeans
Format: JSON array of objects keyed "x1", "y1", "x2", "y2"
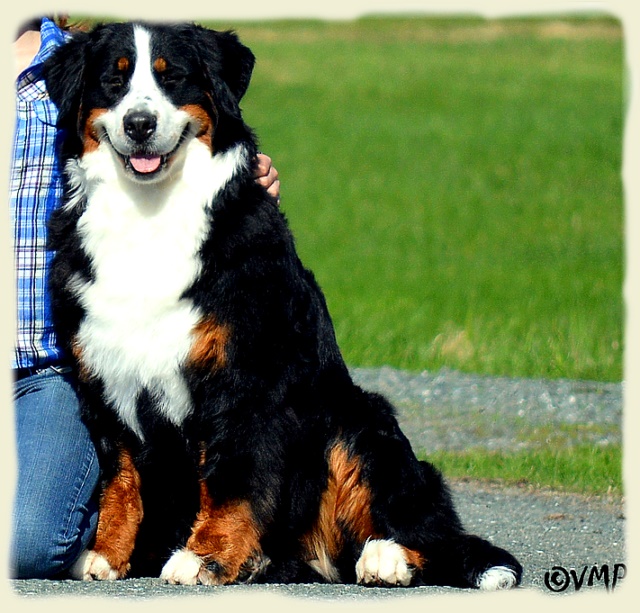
[{"x1": 11, "y1": 366, "x2": 100, "y2": 579}]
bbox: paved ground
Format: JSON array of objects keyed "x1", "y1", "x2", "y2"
[
  {"x1": 9, "y1": 480, "x2": 625, "y2": 603},
  {"x1": 7, "y1": 368, "x2": 627, "y2": 606}
]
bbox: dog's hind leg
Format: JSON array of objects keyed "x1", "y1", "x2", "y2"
[
  {"x1": 358, "y1": 456, "x2": 522, "y2": 589},
  {"x1": 340, "y1": 389, "x2": 522, "y2": 589},
  {"x1": 70, "y1": 446, "x2": 143, "y2": 580},
  {"x1": 300, "y1": 440, "x2": 425, "y2": 586}
]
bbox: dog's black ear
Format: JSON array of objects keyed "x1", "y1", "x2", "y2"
[
  {"x1": 43, "y1": 32, "x2": 90, "y2": 127},
  {"x1": 214, "y1": 29, "x2": 255, "y2": 102},
  {"x1": 194, "y1": 26, "x2": 255, "y2": 109}
]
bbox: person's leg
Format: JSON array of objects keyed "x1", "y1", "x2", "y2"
[{"x1": 11, "y1": 367, "x2": 100, "y2": 579}]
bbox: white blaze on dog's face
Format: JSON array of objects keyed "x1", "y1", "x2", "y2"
[
  {"x1": 88, "y1": 26, "x2": 213, "y2": 183},
  {"x1": 93, "y1": 28, "x2": 190, "y2": 180}
]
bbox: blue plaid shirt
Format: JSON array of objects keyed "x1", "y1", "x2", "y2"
[{"x1": 11, "y1": 18, "x2": 69, "y2": 370}]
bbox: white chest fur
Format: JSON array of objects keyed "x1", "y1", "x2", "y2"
[{"x1": 68, "y1": 142, "x2": 246, "y2": 439}]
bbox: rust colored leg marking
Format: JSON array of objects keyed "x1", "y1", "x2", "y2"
[
  {"x1": 302, "y1": 443, "x2": 380, "y2": 581},
  {"x1": 303, "y1": 443, "x2": 426, "y2": 580},
  {"x1": 331, "y1": 444, "x2": 379, "y2": 543},
  {"x1": 185, "y1": 474, "x2": 262, "y2": 584},
  {"x1": 401, "y1": 546, "x2": 426, "y2": 570},
  {"x1": 92, "y1": 447, "x2": 143, "y2": 578}
]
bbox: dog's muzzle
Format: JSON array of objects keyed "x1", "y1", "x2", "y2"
[
  {"x1": 122, "y1": 110, "x2": 164, "y2": 175},
  {"x1": 124, "y1": 110, "x2": 157, "y2": 143}
]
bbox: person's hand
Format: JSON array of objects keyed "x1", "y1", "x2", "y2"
[{"x1": 254, "y1": 153, "x2": 280, "y2": 203}]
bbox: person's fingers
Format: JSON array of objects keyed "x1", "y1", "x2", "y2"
[
  {"x1": 254, "y1": 153, "x2": 274, "y2": 179},
  {"x1": 266, "y1": 179, "x2": 281, "y2": 201},
  {"x1": 254, "y1": 153, "x2": 280, "y2": 201}
]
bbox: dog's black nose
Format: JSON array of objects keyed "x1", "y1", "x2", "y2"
[{"x1": 123, "y1": 111, "x2": 157, "y2": 143}]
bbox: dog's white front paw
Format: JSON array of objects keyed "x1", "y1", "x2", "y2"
[
  {"x1": 69, "y1": 550, "x2": 119, "y2": 581},
  {"x1": 161, "y1": 549, "x2": 219, "y2": 585},
  {"x1": 355, "y1": 539, "x2": 414, "y2": 587},
  {"x1": 477, "y1": 565, "x2": 519, "y2": 590}
]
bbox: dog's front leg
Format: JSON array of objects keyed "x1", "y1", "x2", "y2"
[
  {"x1": 160, "y1": 472, "x2": 265, "y2": 586},
  {"x1": 70, "y1": 446, "x2": 143, "y2": 580}
]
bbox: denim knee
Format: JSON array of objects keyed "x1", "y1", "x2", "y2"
[
  {"x1": 12, "y1": 368, "x2": 100, "y2": 579},
  {"x1": 11, "y1": 483, "x2": 99, "y2": 579},
  {"x1": 12, "y1": 508, "x2": 66, "y2": 578}
]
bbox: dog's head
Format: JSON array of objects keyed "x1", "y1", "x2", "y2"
[{"x1": 44, "y1": 21, "x2": 255, "y2": 183}]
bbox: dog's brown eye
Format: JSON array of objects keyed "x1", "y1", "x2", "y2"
[
  {"x1": 104, "y1": 75, "x2": 125, "y2": 91},
  {"x1": 159, "y1": 71, "x2": 184, "y2": 87}
]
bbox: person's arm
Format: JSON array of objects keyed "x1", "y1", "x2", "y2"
[{"x1": 254, "y1": 153, "x2": 280, "y2": 202}]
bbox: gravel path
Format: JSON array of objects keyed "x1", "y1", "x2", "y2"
[
  {"x1": 351, "y1": 366, "x2": 622, "y2": 453},
  {"x1": 8, "y1": 368, "x2": 626, "y2": 603}
]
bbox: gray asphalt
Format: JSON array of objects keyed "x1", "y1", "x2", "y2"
[
  {"x1": 10, "y1": 481, "x2": 625, "y2": 602},
  {"x1": 8, "y1": 368, "x2": 626, "y2": 603}
]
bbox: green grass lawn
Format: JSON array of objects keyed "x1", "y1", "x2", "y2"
[
  {"x1": 207, "y1": 15, "x2": 624, "y2": 384},
  {"x1": 426, "y1": 445, "x2": 622, "y2": 496}
]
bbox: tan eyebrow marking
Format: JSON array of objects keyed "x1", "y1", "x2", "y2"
[
  {"x1": 117, "y1": 57, "x2": 129, "y2": 71},
  {"x1": 154, "y1": 57, "x2": 167, "y2": 72}
]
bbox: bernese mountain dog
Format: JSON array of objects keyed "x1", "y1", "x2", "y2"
[{"x1": 43, "y1": 21, "x2": 522, "y2": 589}]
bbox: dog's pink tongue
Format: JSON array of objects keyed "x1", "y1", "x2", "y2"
[{"x1": 130, "y1": 155, "x2": 162, "y2": 174}]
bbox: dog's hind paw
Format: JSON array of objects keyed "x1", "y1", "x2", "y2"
[
  {"x1": 476, "y1": 565, "x2": 519, "y2": 590},
  {"x1": 69, "y1": 550, "x2": 120, "y2": 581},
  {"x1": 355, "y1": 539, "x2": 414, "y2": 587}
]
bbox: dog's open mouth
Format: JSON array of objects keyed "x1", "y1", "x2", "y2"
[
  {"x1": 112, "y1": 125, "x2": 192, "y2": 180},
  {"x1": 126, "y1": 153, "x2": 167, "y2": 176}
]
